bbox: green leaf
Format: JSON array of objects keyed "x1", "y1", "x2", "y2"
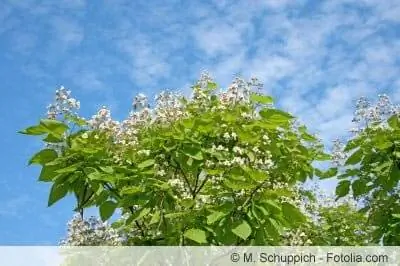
[
  {"x1": 345, "y1": 149, "x2": 363, "y2": 165},
  {"x1": 352, "y1": 179, "x2": 368, "y2": 197},
  {"x1": 344, "y1": 138, "x2": 362, "y2": 152},
  {"x1": 336, "y1": 180, "x2": 351, "y2": 198},
  {"x1": 18, "y1": 124, "x2": 48, "y2": 135},
  {"x1": 315, "y1": 167, "x2": 338, "y2": 179},
  {"x1": 121, "y1": 186, "x2": 143, "y2": 195},
  {"x1": 207, "y1": 211, "x2": 226, "y2": 225},
  {"x1": 40, "y1": 119, "x2": 69, "y2": 137},
  {"x1": 164, "y1": 212, "x2": 186, "y2": 219},
  {"x1": 149, "y1": 210, "x2": 161, "y2": 225},
  {"x1": 184, "y1": 228, "x2": 207, "y2": 244},
  {"x1": 39, "y1": 164, "x2": 59, "y2": 182},
  {"x1": 183, "y1": 146, "x2": 203, "y2": 160},
  {"x1": 65, "y1": 114, "x2": 88, "y2": 126},
  {"x1": 232, "y1": 221, "x2": 252, "y2": 240},
  {"x1": 43, "y1": 134, "x2": 64, "y2": 143},
  {"x1": 315, "y1": 152, "x2": 331, "y2": 161},
  {"x1": 282, "y1": 202, "x2": 305, "y2": 223},
  {"x1": 388, "y1": 115, "x2": 400, "y2": 129},
  {"x1": 181, "y1": 199, "x2": 195, "y2": 208},
  {"x1": 259, "y1": 108, "x2": 294, "y2": 124},
  {"x1": 392, "y1": 214, "x2": 400, "y2": 219},
  {"x1": 99, "y1": 166, "x2": 114, "y2": 174},
  {"x1": 265, "y1": 218, "x2": 281, "y2": 239},
  {"x1": 55, "y1": 163, "x2": 82, "y2": 174},
  {"x1": 264, "y1": 200, "x2": 282, "y2": 214},
  {"x1": 99, "y1": 201, "x2": 117, "y2": 221},
  {"x1": 223, "y1": 179, "x2": 257, "y2": 191},
  {"x1": 207, "y1": 82, "x2": 217, "y2": 90},
  {"x1": 250, "y1": 93, "x2": 274, "y2": 104},
  {"x1": 138, "y1": 159, "x2": 155, "y2": 169},
  {"x1": 29, "y1": 149, "x2": 58, "y2": 165},
  {"x1": 48, "y1": 183, "x2": 69, "y2": 206},
  {"x1": 127, "y1": 208, "x2": 151, "y2": 224}
]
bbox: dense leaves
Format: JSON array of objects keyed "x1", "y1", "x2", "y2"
[{"x1": 23, "y1": 74, "x2": 397, "y2": 247}]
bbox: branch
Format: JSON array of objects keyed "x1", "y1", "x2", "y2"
[
  {"x1": 103, "y1": 182, "x2": 146, "y2": 238},
  {"x1": 174, "y1": 159, "x2": 195, "y2": 196}
]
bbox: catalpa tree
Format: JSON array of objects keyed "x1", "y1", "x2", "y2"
[
  {"x1": 21, "y1": 73, "x2": 331, "y2": 245},
  {"x1": 331, "y1": 95, "x2": 400, "y2": 245}
]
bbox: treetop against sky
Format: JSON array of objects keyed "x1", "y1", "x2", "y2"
[{"x1": 0, "y1": 0, "x2": 398, "y2": 244}]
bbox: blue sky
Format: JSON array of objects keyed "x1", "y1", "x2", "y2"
[{"x1": 0, "y1": 0, "x2": 399, "y2": 245}]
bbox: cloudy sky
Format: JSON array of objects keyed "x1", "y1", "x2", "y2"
[{"x1": 0, "y1": 0, "x2": 399, "y2": 244}]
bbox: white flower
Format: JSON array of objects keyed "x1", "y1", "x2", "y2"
[
  {"x1": 157, "y1": 169, "x2": 166, "y2": 177},
  {"x1": 223, "y1": 132, "x2": 230, "y2": 140}
]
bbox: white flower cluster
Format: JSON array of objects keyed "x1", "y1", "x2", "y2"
[
  {"x1": 282, "y1": 228, "x2": 313, "y2": 246},
  {"x1": 351, "y1": 94, "x2": 400, "y2": 134},
  {"x1": 88, "y1": 106, "x2": 120, "y2": 132},
  {"x1": 47, "y1": 86, "x2": 80, "y2": 119},
  {"x1": 167, "y1": 178, "x2": 191, "y2": 200},
  {"x1": 154, "y1": 91, "x2": 185, "y2": 123},
  {"x1": 331, "y1": 139, "x2": 347, "y2": 166},
  {"x1": 60, "y1": 214, "x2": 125, "y2": 246}
]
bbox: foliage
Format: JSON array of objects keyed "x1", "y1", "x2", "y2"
[
  {"x1": 22, "y1": 73, "x2": 330, "y2": 246},
  {"x1": 332, "y1": 95, "x2": 400, "y2": 245}
]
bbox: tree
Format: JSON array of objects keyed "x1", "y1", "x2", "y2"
[
  {"x1": 21, "y1": 72, "x2": 330, "y2": 245},
  {"x1": 331, "y1": 94, "x2": 400, "y2": 245}
]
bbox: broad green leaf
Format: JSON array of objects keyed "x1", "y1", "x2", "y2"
[
  {"x1": 181, "y1": 199, "x2": 195, "y2": 208},
  {"x1": 207, "y1": 82, "x2": 217, "y2": 90},
  {"x1": 183, "y1": 146, "x2": 203, "y2": 160},
  {"x1": 392, "y1": 214, "x2": 400, "y2": 219},
  {"x1": 315, "y1": 167, "x2": 338, "y2": 179},
  {"x1": 40, "y1": 119, "x2": 69, "y2": 137},
  {"x1": 184, "y1": 228, "x2": 207, "y2": 244},
  {"x1": 259, "y1": 108, "x2": 294, "y2": 124},
  {"x1": 223, "y1": 179, "x2": 257, "y2": 191},
  {"x1": 121, "y1": 186, "x2": 143, "y2": 195},
  {"x1": 39, "y1": 164, "x2": 59, "y2": 182},
  {"x1": 149, "y1": 210, "x2": 161, "y2": 225},
  {"x1": 29, "y1": 149, "x2": 58, "y2": 165},
  {"x1": 352, "y1": 179, "x2": 368, "y2": 197},
  {"x1": 388, "y1": 115, "x2": 400, "y2": 129},
  {"x1": 264, "y1": 200, "x2": 282, "y2": 214},
  {"x1": 250, "y1": 93, "x2": 274, "y2": 104},
  {"x1": 99, "y1": 166, "x2": 114, "y2": 174},
  {"x1": 345, "y1": 149, "x2": 363, "y2": 165},
  {"x1": 232, "y1": 221, "x2": 252, "y2": 240},
  {"x1": 131, "y1": 207, "x2": 151, "y2": 222},
  {"x1": 18, "y1": 124, "x2": 48, "y2": 135},
  {"x1": 138, "y1": 159, "x2": 155, "y2": 169},
  {"x1": 48, "y1": 183, "x2": 69, "y2": 206},
  {"x1": 182, "y1": 118, "x2": 195, "y2": 129},
  {"x1": 99, "y1": 201, "x2": 117, "y2": 221},
  {"x1": 55, "y1": 163, "x2": 82, "y2": 174},
  {"x1": 315, "y1": 152, "x2": 331, "y2": 161},
  {"x1": 207, "y1": 211, "x2": 226, "y2": 225},
  {"x1": 164, "y1": 212, "x2": 186, "y2": 219},
  {"x1": 336, "y1": 180, "x2": 351, "y2": 198},
  {"x1": 282, "y1": 202, "x2": 305, "y2": 223},
  {"x1": 344, "y1": 138, "x2": 362, "y2": 152},
  {"x1": 88, "y1": 172, "x2": 116, "y2": 183},
  {"x1": 43, "y1": 134, "x2": 64, "y2": 143},
  {"x1": 265, "y1": 218, "x2": 281, "y2": 239}
]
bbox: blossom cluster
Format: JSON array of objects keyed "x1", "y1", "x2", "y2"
[
  {"x1": 350, "y1": 94, "x2": 400, "y2": 134},
  {"x1": 60, "y1": 214, "x2": 125, "y2": 246},
  {"x1": 46, "y1": 86, "x2": 80, "y2": 119}
]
